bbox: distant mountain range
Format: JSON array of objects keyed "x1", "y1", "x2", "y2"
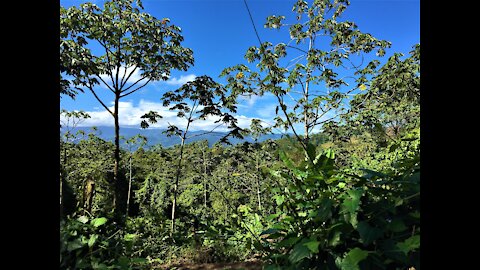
[{"x1": 61, "y1": 126, "x2": 284, "y2": 149}]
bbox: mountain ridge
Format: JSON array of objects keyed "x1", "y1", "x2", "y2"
[{"x1": 61, "y1": 126, "x2": 284, "y2": 148}]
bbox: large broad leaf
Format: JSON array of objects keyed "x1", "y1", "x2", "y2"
[
  {"x1": 67, "y1": 239, "x2": 84, "y2": 252},
  {"x1": 303, "y1": 238, "x2": 320, "y2": 253},
  {"x1": 306, "y1": 142, "x2": 317, "y2": 162},
  {"x1": 387, "y1": 219, "x2": 408, "y2": 233},
  {"x1": 316, "y1": 198, "x2": 333, "y2": 222},
  {"x1": 289, "y1": 239, "x2": 311, "y2": 263},
  {"x1": 336, "y1": 247, "x2": 369, "y2": 270},
  {"x1": 274, "y1": 195, "x2": 285, "y2": 206},
  {"x1": 260, "y1": 228, "x2": 280, "y2": 236},
  {"x1": 277, "y1": 236, "x2": 300, "y2": 248},
  {"x1": 91, "y1": 217, "x2": 107, "y2": 227},
  {"x1": 328, "y1": 230, "x2": 342, "y2": 247},
  {"x1": 279, "y1": 150, "x2": 295, "y2": 170},
  {"x1": 357, "y1": 221, "x2": 383, "y2": 246},
  {"x1": 396, "y1": 235, "x2": 420, "y2": 255},
  {"x1": 77, "y1": 216, "x2": 88, "y2": 224},
  {"x1": 342, "y1": 189, "x2": 364, "y2": 214},
  {"x1": 87, "y1": 234, "x2": 98, "y2": 247}
]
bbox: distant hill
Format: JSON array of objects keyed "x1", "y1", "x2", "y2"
[{"x1": 61, "y1": 126, "x2": 284, "y2": 149}]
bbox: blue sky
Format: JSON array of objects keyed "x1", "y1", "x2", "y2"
[{"x1": 60, "y1": 0, "x2": 419, "y2": 133}]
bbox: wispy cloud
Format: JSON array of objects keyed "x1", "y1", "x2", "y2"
[
  {"x1": 99, "y1": 66, "x2": 143, "y2": 88},
  {"x1": 97, "y1": 67, "x2": 196, "y2": 91},
  {"x1": 164, "y1": 74, "x2": 197, "y2": 86},
  {"x1": 64, "y1": 99, "x2": 269, "y2": 132}
]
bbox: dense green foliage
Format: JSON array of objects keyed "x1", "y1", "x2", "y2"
[{"x1": 60, "y1": 0, "x2": 419, "y2": 269}]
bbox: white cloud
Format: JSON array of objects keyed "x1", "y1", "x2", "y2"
[
  {"x1": 255, "y1": 103, "x2": 277, "y2": 118},
  {"x1": 67, "y1": 99, "x2": 270, "y2": 132},
  {"x1": 99, "y1": 66, "x2": 144, "y2": 88},
  {"x1": 240, "y1": 94, "x2": 259, "y2": 107},
  {"x1": 164, "y1": 74, "x2": 197, "y2": 86}
]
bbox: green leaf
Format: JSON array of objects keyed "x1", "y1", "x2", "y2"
[
  {"x1": 67, "y1": 239, "x2": 84, "y2": 252},
  {"x1": 77, "y1": 216, "x2": 88, "y2": 224},
  {"x1": 275, "y1": 195, "x2": 285, "y2": 206},
  {"x1": 267, "y1": 213, "x2": 280, "y2": 221},
  {"x1": 328, "y1": 230, "x2": 342, "y2": 247},
  {"x1": 325, "y1": 148, "x2": 335, "y2": 159},
  {"x1": 279, "y1": 150, "x2": 295, "y2": 171},
  {"x1": 91, "y1": 217, "x2": 107, "y2": 227},
  {"x1": 87, "y1": 234, "x2": 98, "y2": 247},
  {"x1": 277, "y1": 236, "x2": 300, "y2": 248},
  {"x1": 357, "y1": 222, "x2": 383, "y2": 246},
  {"x1": 260, "y1": 228, "x2": 280, "y2": 236},
  {"x1": 124, "y1": 233, "x2": 137, "y2": 241},
  {"x1": 289, "y1": 239, "x2": 311, "y2": 263},
  {"x1": 306, "y1": 143, "x2": 317, "y2": 161},
  {"x1": 303, "y1": 239, "x2": 320, "y2": 253},
  {"x1": 396, "y1": 235, "x2": 420, "y2": 255},
  {"x1": 387, "y1": 219, "x2": 408, "y2": 233},
  {"x1": 316, "y1": 198, "x2": 333, "y2": 222},
  {"x1": 337, "y1": 247, "x2": 369, "y2": 270},
  {"x1": 342, "y1": 189, "x2": 364, "y2": 214}
]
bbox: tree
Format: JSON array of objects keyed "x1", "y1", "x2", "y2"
[
  {"x1": 324, "y1": 44, "x2": 420, "y2": 170},
  {"x1": 123, "y1": 134, "x2": 147, "y2": 219},
  {"x1": 60, "y1": 0, "x2": 194, "y2": 222},
  {"x1": 140, "y1": 75, "x2": 243, "y2": 237},
  {"x1": 60, "y1": 110, "x2": 92, "y2": 218},
  {"x1": 221, "y1": 0, "x2": 390, "y2": 154}
]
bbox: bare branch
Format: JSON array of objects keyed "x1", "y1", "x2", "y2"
[
  {"x1": 85, "y1": 84, "x2": 114, "y2": 116},
  {"x1": 120, "y1": 64, "x2": 128, "y2": 88},
  {"x1": 95, "y1": 75, "x2": 115, "y2": 93},
  {"x1": 119, "y1": 77, "x2": 152, "y2": 98},
  {"x1": 187, "y1": 123, "x2": 225, "y2": 139},
  {"x1": 286, "y1": 45, "x2": 308, "y2": 54},
  {"x1": 120, "y1": 65, "x2": 138, "y2": 89},
  {"x1": 274, "y1": 93, "x2": 308, "y2": 153},
  {"x1": 97, "y1": 40, "x2": 117, "y2": 89}
]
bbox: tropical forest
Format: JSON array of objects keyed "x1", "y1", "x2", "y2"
[{"x1": 60, "y1": 0, "x2": 420, "y2": 269}]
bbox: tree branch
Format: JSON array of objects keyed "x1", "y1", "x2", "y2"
[
  {"x1": 119, "y1": 77, "x2": 152, "y2": 98},
  {"x1": 186, "y1": 123, "x2": 224, "y2": 139},
  {"x1": 120, "y1": 65, "x2": 138, "y2": 89},
  {"x1": 286, "y1": 45, "x2": 308, "y2": 54},
  {"x1": 98, "y1": 40, "x2": 117, "y2": 89},
  {"x1": 86, "y1": 85, "x2": 114, "y2": 116},
  {"x1": 274, "y1": 93, "x2": 308, "y2": 153},
  {"x1": 95, "y1": 75, "x2": 115, "y2": 93}
]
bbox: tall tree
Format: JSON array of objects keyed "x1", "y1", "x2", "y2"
[
  {"x1": 221, "y1": 0, "x2": 390, "y2": 154},
  {"x1": 141, "y1": 75, "x2": 243, "y2": 237},
  {"x1": 60, "y1": 0, "x2": 194, "y2": 221}
]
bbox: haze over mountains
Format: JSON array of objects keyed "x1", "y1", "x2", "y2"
[{"x1": 62, "y1": 126, "x2": 284, "y2": 149}]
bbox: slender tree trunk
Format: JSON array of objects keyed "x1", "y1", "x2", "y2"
[
  {"x1": 126, "y1": 155, "x2": 132, "y2": 218},
  {"x1": 202, "y1": 148, "x2": 208, "y2": 209},
  {"x1": 170, "y1": 101, "x2": 196, "y2": 238},
  {"x1": 171, "y1": 137, "x2": 186, "y2": 238},
  {"x1": 304, "y1": 37, "x2": 314, "y2": 145},
  {"x1": 60, "y1": 140, "x2": 68, "y2": 218},
  {"x1": 113, "y1": 94, "x2": 125, "y2": 222},
  {"x1": 255, "y1": 156, "x2": 262, "y2": 211},
  {"x1": 256, "y1": 179, "x2": 262, "y2": 211},
  {"x1": 83, "y1": 179, "x2": 95, "y2": 214},
  {"x1": 60, "y1": 171, "x2": 64, "y2": 218}
]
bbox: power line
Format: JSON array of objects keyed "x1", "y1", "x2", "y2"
[{"x1": 242, "y1": 0, "x2": 262, "y2": 46}]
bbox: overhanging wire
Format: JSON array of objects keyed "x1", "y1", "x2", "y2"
[{"x1": 243, "y1": 0, "x2": 263, "y2": 46}]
